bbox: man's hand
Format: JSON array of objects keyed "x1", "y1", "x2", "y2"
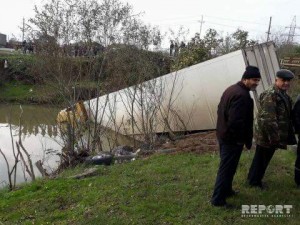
[
  {"x1": 245, "y1": 142, "x2": 252, "y2": 150},
  {"x1": 275, "y1": 143, "x2": 286, "y2": 149}
]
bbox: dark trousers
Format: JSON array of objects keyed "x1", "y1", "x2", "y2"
[
  {"x1": 211, "y1": 143, "x2": 243, "y2": 205},
  {"x1": 247, "y1": 145, "x2": 276, "y2": 186},
  {"x1": 295, "y1": 141, "x2": 300, "y2": 186}
]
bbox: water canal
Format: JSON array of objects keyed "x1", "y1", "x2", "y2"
[{"x1": 0, "y1": 104, "x2": 62, "y2": 187}]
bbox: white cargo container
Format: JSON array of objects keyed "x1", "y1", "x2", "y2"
[
  {"x1": 65, "y1": 42, "x2": 280, "y2": 135},
  {"x1": 0, "y1": 33, "x2": 7, "y2": 47}
]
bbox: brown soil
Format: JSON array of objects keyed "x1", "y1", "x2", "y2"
[{"x1": 154, "y1": 131, "x2": 219, "y2": 154}]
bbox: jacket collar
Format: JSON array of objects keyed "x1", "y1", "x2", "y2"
[
  {"x1": 273, "y1": 84, "x2": 287, "y2": 94},
  {"x1": 237, "y1": 81, "x2": 250, "y2": 91}
]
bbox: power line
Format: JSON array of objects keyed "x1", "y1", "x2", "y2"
[
  {"x1": 152, "y1": 14, "x2": 290, "y2": 34},
  {"x1": 150, "y1": 14, "x2": 268, "y2": 26},
  {"x1": 203, "y1": 15, "x2": 268, "y2": 26},
  {"x1": 204, "y1": 21, "x2": 266, "y2": 33},
  {"x1": 204, "y1": 21, "x2": 242, "y2": 28},
  {"x1": 150, "y1": 15, "x2": 300, "y2": 43},
  {"x1": 158, "y1": 19, "x2": 266, "y2": 32}
]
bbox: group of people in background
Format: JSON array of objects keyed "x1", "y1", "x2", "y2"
[
  {"x1": 169, "y1": 40, "x2": 186, "y2": 56},
  {"x1": 19, "y1": 40, "x2": 105, "y2": 57},
  {"x1": 211, "y1": 65, "x2": 300, "y2": 208},
  {"x1": 22, "y1": 40, "x2": 34, "y2": 54}
]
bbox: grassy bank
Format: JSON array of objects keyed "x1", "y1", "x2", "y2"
[
  {"x1": 0, "y1": 81, "x2": 100, "y2": 105},
  {"x1": 0, "y1": 81, "x2": 62, "y2": 104},
  {"x1": 0, "y1": 150, "x2": 299, "y2": 224}
]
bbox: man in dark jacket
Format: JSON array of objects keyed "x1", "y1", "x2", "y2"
[
  {"x1": 247, "y1": 69, "x2": 296, "y2": 189},
  {"x1": 211, "y1": 66, "x2": 261, "y2": 207},
  {"x1": 292, "y1": 95, "x2": 300, "y2": 188}
]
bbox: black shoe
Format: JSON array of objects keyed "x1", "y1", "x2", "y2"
[
  {"x1": 226, "y1": 190, "x2": 239, "y2": 197},
  {"x1": 211, "y1": 202, "x2": 237, "y2": 209},
  {"x1": 211, "y1": 200, "x2": 227, "y2": 207}
]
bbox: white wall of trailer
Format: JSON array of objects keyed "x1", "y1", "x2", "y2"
[
  {"x1": 242, "y1": 42, "x2": 279, "y2": 100},
  {"x1": 84, "y1": 42, "x2": 279, "y2": 135}
]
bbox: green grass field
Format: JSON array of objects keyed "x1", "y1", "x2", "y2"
[{"x1": 0, "y1": 150, "x2": 299, "y2": 224}]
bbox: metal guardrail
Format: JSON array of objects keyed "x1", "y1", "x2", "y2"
[{"x1": 280, "y1": 57, "x2": 300, "y2": 67}]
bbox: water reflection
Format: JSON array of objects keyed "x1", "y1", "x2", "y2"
[
  {"x1": 19, "y1": 124, "x2": 58, "y2": 138},
  {"x1": 0, "y1": 104, "x2": 62, "y2": 188},
  {"x1": 0, "y1": 104, "x2": 60, "y2": 138}
]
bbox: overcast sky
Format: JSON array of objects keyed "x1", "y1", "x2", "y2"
[{"x1": 1, "y1": 0, "x2": 300, "y2": 45}]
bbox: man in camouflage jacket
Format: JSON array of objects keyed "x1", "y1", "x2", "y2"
[
  {"x1": 292, "y1": 95, "x2": 300, "y2": 188},
  {"x1": 247, "y1": 69, "x2": 297, "y2": 188}
]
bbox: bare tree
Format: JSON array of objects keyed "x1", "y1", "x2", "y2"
[
  {"x1": 0, "y1": 106, "x2": 37, "y2": 190},
  {"x1": 22, "y1": 0, "x2": 171, "y2": 169},
  {"x1": 0, "y1": 148, "x2": 19, "y2": 190},
  {"x1": 28, "y1": 0, "x2": 78, "y2": 44}
]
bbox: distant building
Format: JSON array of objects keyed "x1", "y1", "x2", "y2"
[{"x1": 0, "y1": 33, "x2": 7, "y2": 47}]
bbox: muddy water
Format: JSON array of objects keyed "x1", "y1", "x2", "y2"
[{"x1": 0, "y1": 104, "x2": 62, "y2": 187}]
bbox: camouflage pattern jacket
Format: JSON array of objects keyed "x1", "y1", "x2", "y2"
[
  {"x1": 292, "y1": 95, "x2": 300, "y2": 134},
  {"x1": 255, "y1": 85, "x2": 296, "y2": 149}
]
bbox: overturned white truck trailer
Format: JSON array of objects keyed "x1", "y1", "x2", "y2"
[{"x1": 68, "y1": 42, "x2": 280, "y2": 136}]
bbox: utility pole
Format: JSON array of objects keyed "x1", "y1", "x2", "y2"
[
  {"x1": 198, "y1": 15, "x2": 205, "y2": 39},
  {"x1": 266, "y1": 16, "x2": 272, "y2": 42},
  {"x1": 22, "y1": 17, "x2": 25, "y2": 42}
]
